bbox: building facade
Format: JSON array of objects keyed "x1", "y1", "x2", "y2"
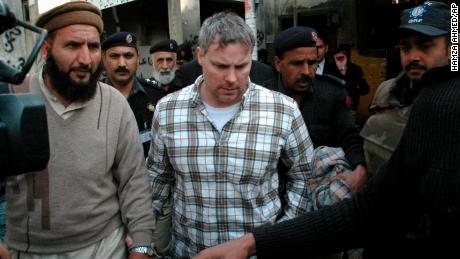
[{"x1": 2, "y1": 0, "x2": 434, "y2": 114}]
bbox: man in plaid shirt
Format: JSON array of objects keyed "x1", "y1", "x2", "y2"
[{"x1": 147, "y1": 12, "x2": 314, "y2": 257}]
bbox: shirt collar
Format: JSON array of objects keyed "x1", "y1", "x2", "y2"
[
  {"x1": 316, "y1": 59, "x2": 325, "y2": 75},
  {"x1": 39, "y1": 66, "x2": 90, "y2": 108},
  {"x1": 38, "y1": 66, "x2": 90, "y2": 118},
  {"x1": 105, "y1": 77, "x2": 146, "y2": 98},
  {"x1": 128, "y1": 78, "x2": 147, "y2": 98}
]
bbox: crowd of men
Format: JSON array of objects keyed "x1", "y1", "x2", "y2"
[{"x1": 1, "y1": 1, "x2": 457, "y2": 259}]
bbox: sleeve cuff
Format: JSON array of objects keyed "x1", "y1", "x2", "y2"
[{"x1": 130, "y1": 230, "x2": 153, "y2": 247}]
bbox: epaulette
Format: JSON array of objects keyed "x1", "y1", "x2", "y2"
[
  {"x1": 316, "y1": 73, "x2": 346, "y2": 87},
  {"x1": 142, "y1": 77, "x2": 162, "y2": 89}
]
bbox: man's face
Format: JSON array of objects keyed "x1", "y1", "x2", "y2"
[
  {"x1": 152, "y1": 51, "x2": 176, "y2": 85},
  {"x1": 176, "y1": 58, "x2": 184, "y2": 71},
  {"x1": 102, "y1": 46, "x2": 139, "y2": 86},
  {"x1": 274, "y1": 46, "x2": 318, "y2": 93},
  {"x1": 316, "y1": 38, "x2": 328, "y2": 62},
  {"x1": 197, "y1": 42, "x2": 252, "y2": 108},
  {"x1": 43, "y1": 24, "x2": 102, "y2": 102},
  {"x1": 398, "y1": 33, "x2": 450, "y2": 82},
  {"x1": 333, "y1": 51, "x2": 348, "y2": 71}
]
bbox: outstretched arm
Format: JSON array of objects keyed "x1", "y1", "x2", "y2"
[{"x1": 193, "y1": 233, "x2": 256, "y2": 259}]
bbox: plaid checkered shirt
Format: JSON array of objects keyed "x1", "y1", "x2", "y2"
[{"x1": 147, "y1": 76, "x2": 314, "y2": 257}]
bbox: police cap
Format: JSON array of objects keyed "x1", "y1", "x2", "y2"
[
  {"x1": 102, "y1": 32, "x2": 137, "y2": 51},
  {"x1": 274, "y1": 26, "x2": 318, "y2": 57},
  {"x1": 390, "y1": 1, "x2": 450, "y2": 43},
  {"x1": 149, "y1": 39, "x2": 178, "y2": 54}
]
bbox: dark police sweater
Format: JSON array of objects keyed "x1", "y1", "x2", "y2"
[
  {"x1": 253, "y1": 66, "x2": 460, "y2": 258},
  {"x1": 266, "y1": 76, "x2": 365, "y2": 169}
]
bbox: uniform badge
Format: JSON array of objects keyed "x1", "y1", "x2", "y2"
[
  {"x1": 126, "y1": 34, "x2": 133, "y2": 44},
  {"x1": 409, "y1": 2, "x2": 429, "y2": 19},
  {"x1": 311, "y1": 31, "x2": 318, "y2": 42},
  {"x1": 147, "y1": 103, "x2": 155, "y2": 112}
]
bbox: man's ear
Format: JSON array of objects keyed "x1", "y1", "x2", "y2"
[
  {"x1": 196, "y1": 47, "x2": 203, "y2": 66},
  {"x1": 273, "y1": 56, "x2": 282, "y2": 73},
  {"x1": 101, "y1": 51, "x2": 108, "y2": 65},
  {"x1": 40, "y1": 40, "x2": 50, "y2": 60}
]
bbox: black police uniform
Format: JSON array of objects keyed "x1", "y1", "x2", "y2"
[
  {"x1": 270, "y1": 25, "x2": 365, "y2": 169},
  {"x1": 144, "y1": 76, "x2": 184, "y2": 97},
  {"x1": 105, "y1": 77, "x2": 164, "y2": 157},
  {"x1": 265, "y1": 74, "x2": 365, "y2": 169}
]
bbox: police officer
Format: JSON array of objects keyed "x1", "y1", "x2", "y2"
[
  {"x1": 146, "y1": 39, "x2": 183, "y2": 94},
  {"x1": 101, "y1": 31, "x2": 160, "y2": 157},
  {"x1": 103, "y1": 33, "x2": 177, "y2": 255},
  {"x1": 267, "y1": 26, "x2": 367, "y2": 192},
  {"x1": 143, "y1": 38, "x2": 186, "y2": 257},
  {"x1": 360, "y1": 0, "x2": 451, "y2": 176},
  {"x1": 315, "y1": 29, "x2": 340, "y2": 76}
]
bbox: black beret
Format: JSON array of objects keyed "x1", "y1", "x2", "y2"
[
  {"x1": 274, "y1": 26, "x2": 318, "y2": 57},
  {"x1": 149, "y1": 39, "x2": 178, "y2": 54},
  {"x1": 102, "y1": 32, "x2": 137, "y2": 51}
]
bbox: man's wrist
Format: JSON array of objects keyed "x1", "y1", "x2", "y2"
[
  {"x1": 128, "y1": 246, "x2": 154, "y2": 256},
  {"x1": 242, "y1": 233, "x2": 257, "y2": 255},
  {"x1": 355, "y1": 164, "x2": 367, "y2": 173}
]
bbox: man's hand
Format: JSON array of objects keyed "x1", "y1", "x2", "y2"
[
  {"x1": 331, "y1": 164, "x2": 367, "y2": 192},
  {"x1": 193, "y1": 233, "x2": 256, "y2": 259},
  {"x1": 334, "y1": 53, "x2": 348, "y2": 76}
]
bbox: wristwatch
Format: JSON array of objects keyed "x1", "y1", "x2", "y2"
[{"x1": 128, "y1": 246, "x2": 155, "y2": 256}]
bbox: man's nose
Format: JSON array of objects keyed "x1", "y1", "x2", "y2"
[
  {"x1": 118, "y1": 57, "x2": 127, "y2": 67},
  {"x1": 407, "y1": 48, "x2": 422, "y2": 62},
  {"x1": 225, "y1": 68, "x2": 237, "y2": 84},
  {"x1": 160, "y1": 60, "x2": 170, "y2": 69},
  {"x1": 77, "y1": 46, "x2": 91, "y2": 65},
  {"x1": 301, "y1": 62, "x2": 312, "y2": 76}
]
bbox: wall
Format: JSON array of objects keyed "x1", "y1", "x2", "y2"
[
  {"x1": 179, "y1": 0, "x2": 201, "y2": 58},
  {"x1": 262, "y1": 0, "x2": 358, "y2": 47},
  {"x1": 0, "y1": 0, "x2": 29, "y2": 73},
  {"x1": 351, "y1": 51, "x2": 386, "y2": 118}
]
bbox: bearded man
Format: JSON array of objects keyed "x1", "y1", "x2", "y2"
[
  {"x1": 6, "y1": 1, "x2": 155, "y2": 258},
  {"x1": 146, "y1": 39, "x2": 183, "y2": 96}
]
